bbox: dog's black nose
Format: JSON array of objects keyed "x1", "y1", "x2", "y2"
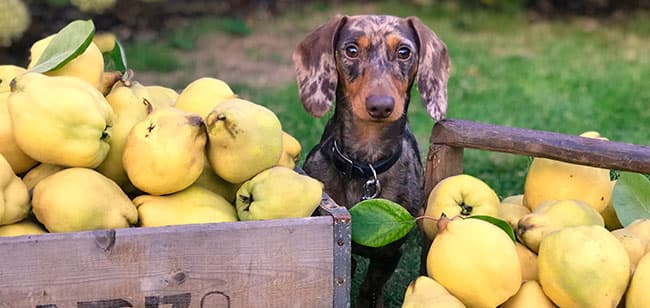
[{"x1": 365, "y1": 95, "x2": 394, "y2": 119}]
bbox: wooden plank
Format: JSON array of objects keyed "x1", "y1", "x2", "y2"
[
  {"x1": 430, "y1": 119, "x2": 650, "y2": 173},
  {"x1": 0, "y1": 217, "x2": 334, "y2": 308},
  {"x1": 424, "y1": 144, "x2": 464, "y2": 197}
]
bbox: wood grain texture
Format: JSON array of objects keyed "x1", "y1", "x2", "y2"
[
  {"x1": 428, "y1": 119, "x2": 650, "y2": 173},
  {"x1": 0, "y1": 217, "x2": 334, "y2": 308}
]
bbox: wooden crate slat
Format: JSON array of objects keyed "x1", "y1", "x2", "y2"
[
  {"x1": 430, "y1": 119, "x2": 650, "y2": 173},
  {"x1": 0, "y1": 217, "x2": 334, "y2": 307}
]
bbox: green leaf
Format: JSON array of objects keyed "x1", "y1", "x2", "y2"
[
  {"x1": 468, "y1": 215, "x2": 516, "y2": 242},
  {"x1": 30, "y1": 20, "x2": 96, "y2": 73},
  {"x1": 349, "y1": 199, "x2": 416, "y2": 248},
  {"x1": 104, "y1": 39, "x2": 128, "y2": 73},
  {"x1": 612, "y1": 172, "x2": 650, "y2": 226}
]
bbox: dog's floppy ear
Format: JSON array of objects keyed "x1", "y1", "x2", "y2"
[
  {"x1": 292, "y1": 15, "x2": 347, "y2": 118},
  {"x1": 407, "y1": 16, "x2": 451, "y2": 121}
]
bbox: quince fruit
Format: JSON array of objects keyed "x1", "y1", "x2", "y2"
[
  {"x1": 0, "y1": 92, "x2": 37, "y2": 174},
  {"x1": 402, "y1": 276, "x2": 465, "y2": 308},
  {"x1": 538, "y1": 225, "x2": 629, "y2": 308},
  {"x1": 27, "y1": 35, "x2": 104, "y2": 90},
  {"x1": 0, "y1": 65, "x2": 26, "y2": 93},
  {"x1": 498, "y1": 194, "x2": 530, "y2": 231},
  {"x1": 8, "y1": 72, "x2": 113, "y2": 168},
  {"x1": 501, "y1": 280, "x2": 556, "y2": 308},
  {"x1": 236, "y1": 166, "x2": 323, "y2": 221},
  {"x1": 32, "y1": 167, "x2": 137, "y2": 232},
  {"x1": 21, "y1": 163, "x2": 64, "y2": 191},
  {"x1": 427, "y1": 215, "x2": 521, "y2": 308},
  {"x1": 276, "y1": 131, "x2": 302, "y2": 169},
  {"x1": 517, "y1": 199, "x2": 604, "y2": 253},
  {"x1": 422, "y1": 174, "x2": 500, "y2": 239},
  {"x1": 626, "y1": 252, "x2": 650, "y2": 307},
  {"x1": 95, "y1": 80, "x2": 149, "y2": 190},
  {"x1": 135, "y1": 185, "x2": 237, "y2": 227},
  {"x1": 0, "y1": 218, "x2": 47, "y2": 237},
  {"x1": 523, "y1": 132, "x2": 612, "y2": 212},
  {"x1": 0, "y1": 153, "x2": 30, "y2": 225},
  {"x1": 175, "y1": 77, "x2": 237, "y2": 119},
  {"x1": 206, "y1": 98, "x2": 283, "y2": 184},
  {"x1": 123, "y1": 107, "x2": 206, "y2": 195}
]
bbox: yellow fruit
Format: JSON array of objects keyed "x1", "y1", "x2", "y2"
[
  {"x1": 276, "y1": 131, "x2": 302, "y2": 169},
  {"x1": 70, "y1": 0, "x2": 116, "y2": 13},
  {"x1": 0, "y1": 65, "x2": 26, "y2": 93},
  {"x1": 21, "y1": 163, "x2": 64, "y2": 191},
  {"x1": 523, "y1": 132, "x2": 612, "y2": 212},
  {"x1": 28, "y1": 35, "x2": 104, "y2": 90},
  {"x1": 123, "y1": 107, "x2": 206, "y2": 195},
  {"x1": 32, "y1": 168, "x2": 137, "y2": 233},
  {"x1": 402, "y1": 276, "x2": 466, "y2": 308},
  {"x1": 193, "y1": 162, "x2": 241, "y2": 203},
  {"x1": 0, "y1": 219, "x2": 46, "y2": 237},
  {"x1": 8, "y1": 72, "x2": 113, "y2": 168},
  {"x1": 0, "y1": 92, "x2": 37, "y2": 174},
  {"x1": 175, "y1": 77, "x2": 237, "y2": 119},
  {"x1": 95, "y1": 81, "x2": 149, "y2": 189},
  {"x1": 0, "y1": 153, "x2": 30, "y2": 225},
  {"x1": 600, "y1": 180, "x2": 623, "y2": 231},
  {"x1": 517, "y1": 199, "x2": 604, "y2": 253},
  {"x1": 422, "y1": 174, "x2": 500, "y2": 240},
  {"x1": 538, "y1": 225, "x2": 629, "y2": 308},
  {"x1": 611, "y1": 228, "x2": 646, "y2": 275},
  {"x1": 515, "y1": 242, "x2": 539, "y2": 282},
  {"x1": 502, "y1": 194, "x2": 524, "y2": 205},
  {"x1": 205, "y1": 98, "x2": 283, "y2": 184},
  {"x1": 623, "y1": 218, "x2": 650, "y2": 246},
  {"x1": 498, "y1": 197, "x2": 531, "y2": 231},
  {"x1": 144, "y1": 85, "x2": 179, "y2": 109},
  {"x1": 427, "y1": 216, "x2": 522, "y2": 308},
  {"x1": 501, "y1": 281, "x2": 556, "y2": 308},
  {"x1": 135, "y1": 185, "x2": 238, "y2": 227},
  {"x1": 236, "y1": 166, "x2": 323, "y2": 221},
  {"x1": 611, "y1": 219, "x2": 650, "y2": 274},
  {"x1": 92, "y1": 32, "x2": 116, "y2": 52},
  {"x1": 626, "y1": 252, "x2": 650, "y2": 307},
  {"x1": 0, "y1": 0, "x2": 30, "y2": 47}
]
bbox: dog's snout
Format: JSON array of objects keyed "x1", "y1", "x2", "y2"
[{"x1": 365, "y1": 95, "x2": 394, "y2": 119}]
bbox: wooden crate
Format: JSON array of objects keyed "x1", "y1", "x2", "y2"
[
  {"x1": 424, "y1": 119, "x2": 650, "y2": 195},
  {"x1": 0, "y1": 195, "x2": 351, "y2": 308}
]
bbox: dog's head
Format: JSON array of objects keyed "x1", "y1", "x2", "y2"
[{"x1": 293, "y1": 15, "x2": 450, "y2": 122}]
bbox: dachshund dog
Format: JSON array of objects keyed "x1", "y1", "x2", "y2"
[{"x1": 293, "y1": 15, "x2": 450, "y2": 307}]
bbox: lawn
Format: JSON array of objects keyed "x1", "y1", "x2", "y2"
[{"x1": 124, "y1": 1, "x2": 650, "y2": 306}]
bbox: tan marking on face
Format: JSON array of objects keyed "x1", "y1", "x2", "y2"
[
  {"x1": 357, "y1": 35, "x2": 370, "y2": 50},
  {"x1": 387, "y1": 34, "x2": 401, "y2": 53}
]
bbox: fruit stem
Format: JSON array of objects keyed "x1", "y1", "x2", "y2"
[{"x1": 436, "y1": 213, "x2": 451, "y2": 233}]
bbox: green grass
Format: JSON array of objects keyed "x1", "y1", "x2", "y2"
[
  {"x1": 241, "y1": 4, "x2": 650, "y2": 307},
  {"x1": 124, "y1": 16, "x2": 251, "y2": 72}
]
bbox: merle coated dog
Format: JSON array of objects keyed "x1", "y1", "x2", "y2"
[{"x1": 293, "y1": 14, "x2": 450, "y2": 307}]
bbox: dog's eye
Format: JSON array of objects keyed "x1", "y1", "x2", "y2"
[
  {"x1": 344, "y1": 45, "x2": 359, "y2": 58},
  {"x1": 397, "y1": 46, "x2": 412, "y2": 60}
]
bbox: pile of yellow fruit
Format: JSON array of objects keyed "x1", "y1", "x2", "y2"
[
  {"x1": 0, "y1": 29, "x2": 324, "y2": 237},
  {"x1": 411, "y1": 133, "x2": 649, "y2": 307}
]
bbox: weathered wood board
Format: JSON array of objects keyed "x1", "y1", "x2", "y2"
[
  {"x1": 0, "y1": 217, "x2": 336, "y2": 308},
  {"x1": 425, "y1": 119, "x2": 650, "y2": 195}
]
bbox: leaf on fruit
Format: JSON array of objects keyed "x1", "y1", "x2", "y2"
[
  {"x1": 30, "y1": 20, "x2": 95, "y2": 73},
  {"x1": 468, "y1": 215, "x2": 516, "y2": 242},
  {"x1": 104, "y1": 39, "x2": 128, "y2": 74},
  {"x1": 349, "y1": 199, "x2": 416, "y2": 248},
  {"x1": 612, "y1": 172, "x2": 650, "y2": 226}
]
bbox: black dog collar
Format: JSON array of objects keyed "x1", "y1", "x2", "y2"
[{"x1": 320, "y1": 137, "x2": 402, "y2": 179}]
